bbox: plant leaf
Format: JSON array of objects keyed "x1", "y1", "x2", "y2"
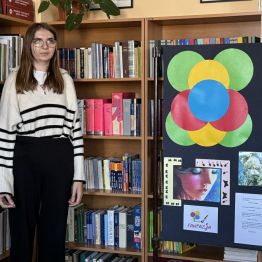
[
  {"x1": 38, "y1": 1, "x2": 50, "y2": 13},
  {"x1": 50, "y1": 0, "x2": 60, "y2": 7},
  {"x1": 66, "y1": 13, "x2": 83, "y2": 31},
  {"x1": 64, "y1": 0, "x2": 72, "y2": 12},
  {"x1": 99, "y1": 0, "x2": 120, "y2": 16}
]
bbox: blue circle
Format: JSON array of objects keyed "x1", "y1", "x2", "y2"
[{"x1": 188, "y1": 80, "x2": 230, "y2": 122}]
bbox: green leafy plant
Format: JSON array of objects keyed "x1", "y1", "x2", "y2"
[{"x1": 38, "y1": 0, "x2": 120, "y2": 31}]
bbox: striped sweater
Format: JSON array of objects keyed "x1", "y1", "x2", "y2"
[{"x1": 0, "y1": 69, "x2": 85, "y2": 195}]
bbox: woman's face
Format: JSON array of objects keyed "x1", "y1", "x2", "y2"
[
  {"x1": 177, "y1": 168, "x2": 213, "y2": 200},
  {"x1": 31, "y1": 28, "x2": 56, "y2": 68}
]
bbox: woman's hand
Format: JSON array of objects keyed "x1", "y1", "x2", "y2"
[
  {"x1": 68, "y1": 181, "x2": 83, "y2": 207},
  {"x1": 0, "y1": 194, "x2": 15, "y2": 208}
]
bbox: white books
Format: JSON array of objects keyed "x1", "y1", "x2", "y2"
[
  {"x1": 119, "y1": 207, "x2": 129, "y2": 248},
  {"x1": 224, "y1": 247, "x2": 258, "y2": 262}
]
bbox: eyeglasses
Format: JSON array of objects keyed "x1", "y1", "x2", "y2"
[{"x1": 32, "y1": 38, "x2": 57, "y2": 48}]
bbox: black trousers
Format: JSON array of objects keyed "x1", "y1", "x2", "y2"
[{"x1": 9, "y1": 136, "x2": 74, "y2": 262}]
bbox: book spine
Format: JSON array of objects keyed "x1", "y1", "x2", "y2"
[
  {"x1": 6, "y1": 6, "x2": 34, "y2": 21},
  {"x1": 103, "y1": 102, "x2": 112, "y2": 136},
  {"x1": 5, "y1": 0, "x2": 34, "y2": 11},
  {"x1": 133, "y1": 205, "x2": 141, "y2": 250},
  {"x1": 112, "y1": 92, "x2": 123, "y2": 136},
  {"x1": 85, "y1": 99, "x2": 95, "y2": 135},
  {"x1": 94, "y1": 99, "x2": 104, "y2": 136},
  {"x1": 123, "y1": 98, "x2": 132, "y2": 136},
  {"x1": 119, "y1": 211, "x2": 127, "y2": 248}
]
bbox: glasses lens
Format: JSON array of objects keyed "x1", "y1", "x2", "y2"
[
  {"x1": 32, "y1": 38, "x2": 56, "y2": 47},
  {"x1": 32, "y1": 39, "x2": 43, "y2": 47},
  {"x1": 47, "y1": 39, "x2": 57, "y2": 47}
]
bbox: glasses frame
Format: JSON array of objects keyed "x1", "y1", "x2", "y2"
[{"x1": 32, "y1": 38, "x2": 57, "y2": 48}]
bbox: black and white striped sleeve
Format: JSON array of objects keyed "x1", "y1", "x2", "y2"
[
  {"x1": 71, "y1": 109, "x2": 85, "y2": 183},
  {"x1": 0, "y1": 73, "x2": 22, "y2": 195}
]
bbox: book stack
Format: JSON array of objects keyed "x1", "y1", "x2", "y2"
[
  {"x1": 224, "y1": 247, "x2": 258, "y2": 262},
  {"x1": 78, "y1": 93, "x2": 141, "y2": 137},
  {"x1": 1, "y1": 0, "x2": 34, "y2": 21},
  {"x1": 58, "y1": 40, "x2": 141, "y2": 80},
  {"x1": 66, "y1": 204, "x2": 142, "y2": 251},
  {"x1": 0, "y1": 34, "x2": 23, "y2": 82},
  {"x1": 84, "y1": 154, "x2": 142, "y2": 193},
  {"x1": 65, "y1": 249, "x2": 138, "y2": 262}
]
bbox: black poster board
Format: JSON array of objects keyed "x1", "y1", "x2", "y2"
[{"x1": 162, "y1": 43, "x2": 262, "y2": 250}]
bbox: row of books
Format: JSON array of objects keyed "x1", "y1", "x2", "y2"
[
  {"x1": 148, "y1": 210, "x2": 195, "y2": 255},
  {"x1": 58, "y1": 40, "x2": 141, "y2": 80},
  {"x1": 0, "y1": 34, "x2": 23, "y2": 82},
  {"x1": 0, "y1": 0, "x2": 34, "y2": 21},
  {"x1": 78, "y1": 93, "x2": 141, "y2": 136},
  {"x1": 65, "y1": 249, "x2": 138, "y2": 262},
  {"x1": 0, "y1": 208, "x2": 10, "y2": 256},
  {"x1": 148, "y1": 36, "x2": 261, "y2": 78},
  {"x1": 223, "y1": 247, "x2": 258, "y2": 262},
  {"x1": 66, "y1": 204, "x2": 142, "y2": 250},
  {"x1": 84, "y1": 154, "x2": 142, "y2": 193}
]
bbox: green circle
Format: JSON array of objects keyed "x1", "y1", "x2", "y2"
[
  {"x1": 214, "y1": 49, "x2": 253, "y2": 91},
  {"x1": 167, "y1": 51, "x2": 204, "y2": 92},
  {"x1": 165, "y1": 113, "x2": 194, "y2": 146},
  {"x1": 219, "y1": 114, "x2": 252, "y2": 147}
]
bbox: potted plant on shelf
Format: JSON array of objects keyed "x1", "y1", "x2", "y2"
[{"x1": 38, "y1": 0, "x2": 120, "y2": 31}]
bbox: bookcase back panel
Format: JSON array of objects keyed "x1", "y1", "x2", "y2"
[
  {"x1": 84, "y1": 140, "x2": 142, "y2": 158},
  {"x1": 82, "y1": 195, "x2": 141, "y2": 209},
  {"x1": 56, "y1": 28, "x2": 142, "y2": 48},
  {"x1": 75, "y1": 82, "x2": 142, "y2": 99},
  {"x1": 147, "y1": 21, "x2": 261, "y2": 41}
]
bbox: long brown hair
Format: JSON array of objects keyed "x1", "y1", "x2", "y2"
[{"x1": 16, "y1": 22, "x2": 64, "y2": 94}]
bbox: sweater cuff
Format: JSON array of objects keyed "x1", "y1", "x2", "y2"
[{"x1": 0, "y1": 168, "x2": 14, "y2": 196}]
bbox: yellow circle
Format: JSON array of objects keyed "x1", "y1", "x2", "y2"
[
  {"x1": 188, "y1": 123, "x2": 226, "y2": 147},
  {"x1": 188, "y1": 60, "x2": 230, "y2": 89}
]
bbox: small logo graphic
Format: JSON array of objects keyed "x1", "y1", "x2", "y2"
[{"x1": 190, "y1": 210, "x2": 208, "y2": 223}]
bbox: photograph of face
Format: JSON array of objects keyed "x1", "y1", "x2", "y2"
[{"x1": 173, "y1": 167, "x2": 221, "y2": 202}]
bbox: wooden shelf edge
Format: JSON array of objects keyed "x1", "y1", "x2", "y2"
[
  {"x1": 0, "y1": 14, "x2": 32, "y2": 25},
  {"x1": 84, "y1": 135, "x2": 142, "y2": 140},
  {"x1": 147, "y1": 245, "x2": 224, "y2": 262},
  {"x1": 74, "y1": 78, "x2": 141, "y2": 82},
  {"x1": 0, "y1": 251, "x2": 10, "y2": 261},
  {"x1": 66, "y1": 242, "x2": 142, "y2": 256},
  {"x1": 83, "y1": 189, "x2": 142, "y2": 198}
]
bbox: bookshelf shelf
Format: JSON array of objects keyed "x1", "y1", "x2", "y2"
[
  {"x1": 148, "y1": 245, "x2": 224, "y2": 262},
  {"x1": 0, "y1": 14, "x2": 31, "y2": 26},
  {"x1": 84, "y1": 189, "x2": 142, "y2": 198},
  {"x1": 74, "y1": 78, "x2": 142, "y2": 82},
  {"x1": 66, "y1": 242, "x2": 142, "y2": 256},
  {"x1": 51, "y1": 18, "x2": 145, "y2": 261},
  {"x1": 49, "y1": 18, "x2": 143, "y2": 29},
  {"x1": 84, "y1": 135, "x2": 142, "y2": 140}
]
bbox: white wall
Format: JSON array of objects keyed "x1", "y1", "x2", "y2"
[{"x1": 34, "y1": 0, "x2": 260, "y2": 22}]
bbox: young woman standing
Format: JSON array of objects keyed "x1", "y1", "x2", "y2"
[{"x1": 0, "y1": 23, "x2": 85, "y2": 262}]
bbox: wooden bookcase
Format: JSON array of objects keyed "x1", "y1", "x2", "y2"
[
  {"x1": 0, "y1": 14, "x2": 31, "y2": 86},
  {"x1": 144, "y1": 12, "x2": 262, "y2": 262},
  {"x1": 0, "y1": 14, "x2": 31, "y2": 261},
  {"x1": 49, "y1": 18, "x2": 145, "y2": 261}
]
